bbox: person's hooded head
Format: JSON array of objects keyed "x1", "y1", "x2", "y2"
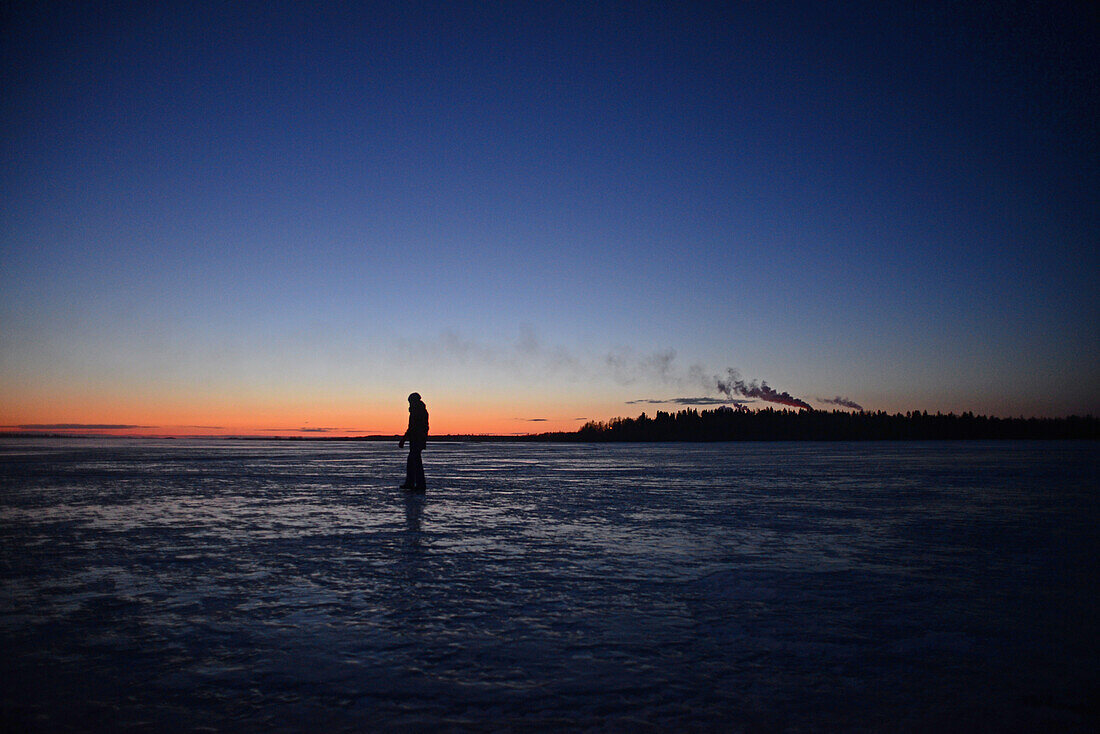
[{"x1": 408, "y1": 392, "x2": 422, "y2": 406}]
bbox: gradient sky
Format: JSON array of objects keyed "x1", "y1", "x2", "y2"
[{"x1": 2, "y1": 1, "x2": 1098, "y2": 436}]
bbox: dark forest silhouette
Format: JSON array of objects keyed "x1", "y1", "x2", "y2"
[{"x1": 534, "y1": 406, "x2": 1099, "y2": 442}]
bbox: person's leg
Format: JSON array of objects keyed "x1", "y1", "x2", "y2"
[
  {"x1": 412, "y1": 449, "x2": 426, "y2": 489},
  {"x1": 403, "y1": 450, "x2": 416, "y2": 488}
]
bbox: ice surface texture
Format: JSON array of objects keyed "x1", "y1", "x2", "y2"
[{"x1": 1, "y1": 439, "x2": 1097, "y2": 731}]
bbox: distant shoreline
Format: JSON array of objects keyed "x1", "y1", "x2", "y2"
[{"x1": 2, "y1": 408, "x2": 1097, "y2": 442}]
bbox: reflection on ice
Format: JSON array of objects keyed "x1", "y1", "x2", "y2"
[{"x1": 0, "y1": 439, "x2": 1096, "y2": 731}]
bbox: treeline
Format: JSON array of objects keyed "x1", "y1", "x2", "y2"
[{"x1": 535, "y1": 407, "x2": 1099, "y2": 442}]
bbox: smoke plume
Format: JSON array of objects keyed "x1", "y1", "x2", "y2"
[
  {"x1": 820, "y1": 395, "x2": 864, "y2": 410},
  {"x1": 715, "y1": 369, "x2": 812, "y2": 410}
]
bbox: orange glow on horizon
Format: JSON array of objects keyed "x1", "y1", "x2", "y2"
[
  {"x1": 0, "y1": 404, "x2": 593, "y2": 438},
  {"x1": 6, "y1": 385, "x2": 1070, "y2": 438},
  {"x1": 0, "y1": 420, "x2": 587, "y2": 438},
  {"x1": 0, "y1": 381, "x2": 613, "y2": 438}
]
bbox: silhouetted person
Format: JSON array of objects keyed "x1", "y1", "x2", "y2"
[{"x1": 399, "y1": 392, "x2": 428, "y2": 491}]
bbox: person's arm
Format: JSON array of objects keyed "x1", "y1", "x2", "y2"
[{"x1": 399, "y1": 414, "x2": 411, "y2": 448}]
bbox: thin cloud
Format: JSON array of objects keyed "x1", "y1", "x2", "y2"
[
  {"x1": 419, "y1": 324, "x2": 581, "y2": 375},
  {"x1": 514, "y1": 324, "x2": 580, "y2": 371},
  {"x1": 10, "y1": 423, "x2": 150, "y2": 430},
  {"x1": 606, "y1": 348, "x2": 677, "y2": 385},
  {"x1": 818, "y1": 395, "x2": 864, "y2": 410},
  {"x1": 259, "y1": 427, "x2": 336, "y2": 433},
  {"x1": 625, "y1": 397, "x2": 749, "y2": 406}
]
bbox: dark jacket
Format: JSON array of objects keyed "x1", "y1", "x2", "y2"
[{"x1": 405, "y1": 400, "x2": 429, "y2": 450}]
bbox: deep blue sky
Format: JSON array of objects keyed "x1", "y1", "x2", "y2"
[{"x1": 2, "y1": 1, "x2": 1097, "y2": 432}]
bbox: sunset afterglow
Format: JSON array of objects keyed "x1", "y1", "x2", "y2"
[{"x1": 2, "y1": 3, "x2": 1097, "y2": 436}]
